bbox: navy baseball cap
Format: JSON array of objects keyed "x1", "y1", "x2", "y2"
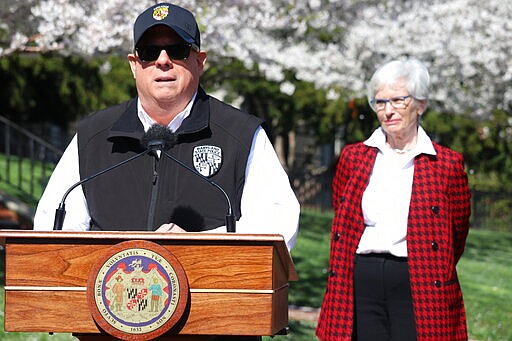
[{"x1": 133, "y1": 3, "x2": 200, "y2": 49}]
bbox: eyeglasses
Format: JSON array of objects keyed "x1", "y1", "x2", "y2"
[
  {"x1": 371, "y1": 95, "x2": 412, "y2": 111},
  {"x1": 135, "y1": 43, "x2": 197, "y2": 62}
]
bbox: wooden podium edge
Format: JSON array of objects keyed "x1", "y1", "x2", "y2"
[{"x1": 0, "y1": 230, "x2": 298, "y2": 282}]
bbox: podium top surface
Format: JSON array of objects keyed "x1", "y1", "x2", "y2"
[
  {"x1": 0, "y1": 230, "x2": 298, "y2": 281},
  {"x1": 0, "y1": 229, "x2": 286, "y2": 243}
]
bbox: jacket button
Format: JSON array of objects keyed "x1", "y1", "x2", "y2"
[
  {"x1": 333, "y1": 232, "x2": 341, "y2": 241},
  {"x1": 339, "y1": 196, "x2": 345, "y2": 203},
  {"x1": 431, "y1": 242, "x2": 439, "y2": 250},
  {"x1": 431, "y1": 206, "x2": 440, "y2": 214},
  {"x1": 434, "y1": 280, "x2": 441, "y2": 288}
]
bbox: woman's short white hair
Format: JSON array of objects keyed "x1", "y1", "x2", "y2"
[{"x1": 367, "y1": 58, "x2": 430, "y2": 111}]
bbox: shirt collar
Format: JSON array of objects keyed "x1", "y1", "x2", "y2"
[
  {"x1": 363, "y1": 126, "x2": 437, "y2": 156},
  {"x1": 137, "y1": 91, "x2": 198, "y2": 133}
]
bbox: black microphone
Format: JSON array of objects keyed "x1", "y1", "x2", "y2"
[
  {"x1": 141, "y1": 124, "x2": 177, "y2": 151},
  {"x1": 53, "y1": 140, "x2": 153, "y2": 230},
  {"x1": 142, "y1": 124, "x2": 236, "y2": 233}
]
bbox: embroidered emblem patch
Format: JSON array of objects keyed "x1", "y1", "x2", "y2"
[
  {"x1": 152, "y1": 5, "x2": 169, "y2": 20},
  {"x1": 193, "y1": 145, "x2": 223, "y2": 177}
]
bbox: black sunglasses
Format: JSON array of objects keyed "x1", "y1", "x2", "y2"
[{"x1": 135, "y1": 43, "x2": 195, "y2": 62}]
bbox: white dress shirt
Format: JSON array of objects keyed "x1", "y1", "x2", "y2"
[
  {"x1": 34, "y1": 97, "x2": 300, "y2": 250},
  {"x1": 357, "y1": 126, "x2": 436, "y2": 257}
]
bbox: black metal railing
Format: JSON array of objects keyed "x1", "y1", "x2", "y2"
[{"x1": 0, "y1": 115, "x2": 63, "y2": 206}]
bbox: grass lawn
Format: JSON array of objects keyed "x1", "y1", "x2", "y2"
[
  {"x1": 0, "y1": 154, "x2": 55, "y2": 207},
  {"x1": 0, "y1": 209, "x2": 511, "y2": 340},
  {"x1": 459, "y1": 229, "x2": 512, "y2": 341}
]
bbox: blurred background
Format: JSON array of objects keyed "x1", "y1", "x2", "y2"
[{"x1": 0, "y1": 1, "x2": 510, "y2": 340}]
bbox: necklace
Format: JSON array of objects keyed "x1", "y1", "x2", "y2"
[
  {"x1": 386, "y1": 142, "x2": 413, "y2": 154},
  {"x1": 393, "y1": 148, "x2": 412, "y2": 154}
]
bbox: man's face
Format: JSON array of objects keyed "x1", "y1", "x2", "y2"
[{"x1": 128, "y1": 25, "x2": 206, "y2": 111}]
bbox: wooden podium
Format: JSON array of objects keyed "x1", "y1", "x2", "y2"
[{"x1": 0, "y1": 230, "x2": 298, "y2": 340}]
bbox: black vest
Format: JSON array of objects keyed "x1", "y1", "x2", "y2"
[{"x1": 77, "y1": 88, "x2": 263, "y2": 231}]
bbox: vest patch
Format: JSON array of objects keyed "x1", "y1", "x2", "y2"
[{"x1": 193, "y1": 145, "x2": 222, "y2": 177}]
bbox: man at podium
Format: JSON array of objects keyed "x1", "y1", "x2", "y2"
[{"x1": 33, "y1": 2, "x2": 299, "y2": 253}]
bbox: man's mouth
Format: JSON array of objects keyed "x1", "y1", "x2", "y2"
[{"x1": 155, "y1": 76, "x2": 174, "y2": 82}]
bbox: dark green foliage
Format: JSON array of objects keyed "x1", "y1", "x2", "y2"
[
  {"x1": 1, "y1": 53, "x2": 511, "y2": 201},
  {"x1": 202, "y1": 56, "x2": 375, "y2": 168},
  {"x1": 422, "y1": 109, "x2": 512, "y2": 191},
  {"x1": 95, "y1": 55, "x2": 137, "y2": 106},
  {"x1": 0, "y1": 53, "x2": 135, "y2": 128},
  {"x1": 0, "y1": 54, "x2": 100, "y2": 127}
]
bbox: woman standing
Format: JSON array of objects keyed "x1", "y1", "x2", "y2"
[{"x1": 316, "y1": 58, "x2": 471, "y2": 341}]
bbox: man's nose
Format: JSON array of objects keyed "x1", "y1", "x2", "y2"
[{"x1": 155, "y1": 50, "x2": 173, "y2": 67}]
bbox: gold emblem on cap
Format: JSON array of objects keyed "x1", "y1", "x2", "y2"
[{"x1": 153, "y1": 5, "x2": 169, "y2": 20}]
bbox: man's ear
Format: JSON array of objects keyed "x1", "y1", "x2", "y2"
[
  {"x1": 127, "y1": 53, "x2": 138, "y2": 79},
  {"x1": 196, "y1": 51, "x2": 207, "y2": 75}
]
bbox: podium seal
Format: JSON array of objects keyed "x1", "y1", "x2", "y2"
[{"x1": 87, "y1": 240, "x2": 189, "y2": 340}]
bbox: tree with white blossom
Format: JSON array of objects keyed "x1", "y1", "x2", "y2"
[{"x1": 1, "y1": 0, "x2": 511, "y2": 118}]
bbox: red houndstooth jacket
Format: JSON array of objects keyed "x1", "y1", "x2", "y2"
[{"x1": 316, "y1": 141, "x2": 471, "y2": 341}]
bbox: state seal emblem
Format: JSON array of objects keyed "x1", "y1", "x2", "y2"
[
  {"x1": 87, "y1": 240, "x2": 189, "y2": 340},
  {"x1": 152, "y1": 5, "x2": 169, "y2": 20},
  {"x1": 193, "y1": 145, "x2": 223, "y2": 177}
]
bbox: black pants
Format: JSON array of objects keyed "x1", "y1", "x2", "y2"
[{"x1": 353, "y1": 253, "x2": 417, "y2": 341}]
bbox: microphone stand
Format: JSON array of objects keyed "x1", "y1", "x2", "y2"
[
  {"x1": 53, "y1": 149, "x2": 151, "y2": 230},
  {"x1": 161, "y1": 150, "x2": 236, "y2": 233}
]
